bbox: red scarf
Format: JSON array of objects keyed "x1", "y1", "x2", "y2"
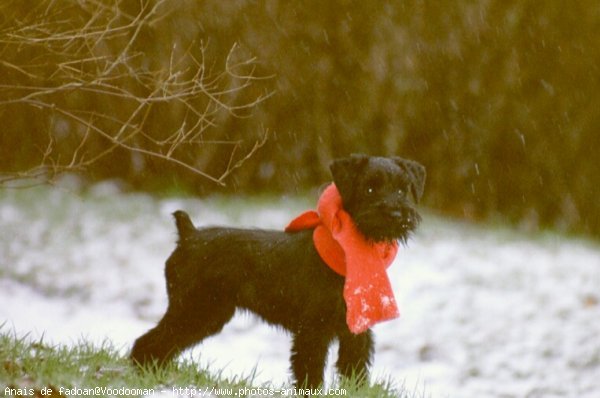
[{"x1": 286, "y1": 183, "x2": 399, "y2": 334}]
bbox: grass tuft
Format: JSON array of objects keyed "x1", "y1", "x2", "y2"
[{"x1": 1, "y1": 328, "x2": 415, "y2": 397}]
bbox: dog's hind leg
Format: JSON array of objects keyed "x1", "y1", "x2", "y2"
[
  {"x1": 335, "y1": 329, "x2": 373, "y2": 385},
  {"x1": 290, "y1": 328, "x2": 332, "y2": 388},
  {"x1": 130, "y1": 298, "x2": 235, "y2": 367}
]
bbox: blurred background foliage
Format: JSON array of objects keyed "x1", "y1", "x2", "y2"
[{"x1": 1, "y1": 0, "x2": 599, "y2": 237}]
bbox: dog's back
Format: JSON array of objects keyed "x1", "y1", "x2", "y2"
[{"x1": 164, "y1": 212, "x2": 345, "y2": 330}]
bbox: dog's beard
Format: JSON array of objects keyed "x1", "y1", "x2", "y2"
[{"x1": 352, "y1": 207, "x2": 421, "y2": 244}]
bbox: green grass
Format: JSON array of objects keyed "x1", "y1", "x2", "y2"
[{"x1": 0, "y1": 330, "x2": 416, "y2": 398}]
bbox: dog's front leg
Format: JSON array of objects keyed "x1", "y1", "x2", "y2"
[
  {"x1": 290, "y1": 329, "x2": 331, "y2": 388},
  {"x1": 336, "y1": 329, "x2": 373, "y2": 385}
]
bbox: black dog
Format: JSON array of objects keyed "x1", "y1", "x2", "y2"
[{"x1": 130, "y1": 154, "x2": 425, "y2": 388}]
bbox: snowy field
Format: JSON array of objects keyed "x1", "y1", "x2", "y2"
[{"x1": 1, "y1": 182, "x2": 599, "y2": 398}]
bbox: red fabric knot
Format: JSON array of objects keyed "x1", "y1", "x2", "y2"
[{"x1": 286, "y1": 183, "x2": 400, "y2": 334}]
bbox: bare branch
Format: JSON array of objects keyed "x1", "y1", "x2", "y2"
[
  {"x1": 218, "y1": 129, "x2": 269, "y2": 184},
  {"x1": 0, "y1": 0, "x2": 272, "y2": 188}
]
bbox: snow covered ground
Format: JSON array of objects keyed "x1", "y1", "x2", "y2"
[{"x1": 1, "y1": 182, "x2": 599, "y2": 398}]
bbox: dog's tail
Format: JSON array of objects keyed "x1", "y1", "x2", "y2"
[{"x1": 173, "y1": 210, "x2": 196, "y2": 239}]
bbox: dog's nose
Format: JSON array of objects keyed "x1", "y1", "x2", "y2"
[
  {"x1": 389, "y1": 210, "x2": 404, "y2": 219},
  {"x1": 389, "y1": 210, "x2": 413, "y2": 225},
  {"x1": 389, "y1": 209, "x2": 414, "y2": 226}
]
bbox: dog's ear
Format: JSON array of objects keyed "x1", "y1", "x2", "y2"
[
  {"x1": 393, "y1": 157, "x2": 426, "y2": 203},
  {"x1": 330, "y1": 154, "x2": 370, "y2": 199}
]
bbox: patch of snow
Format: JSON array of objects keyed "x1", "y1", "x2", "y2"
[{"x1": 1, "y1": 186, "x2": 599, "y2": 397}]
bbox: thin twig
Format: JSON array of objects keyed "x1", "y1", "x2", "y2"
[{"x1": 0, "y1": 0, "x2": 272, "y2": 188}]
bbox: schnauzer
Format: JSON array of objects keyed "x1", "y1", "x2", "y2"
[{"x1": 130, "y1": 154, "x2": 425, "y2": 388}]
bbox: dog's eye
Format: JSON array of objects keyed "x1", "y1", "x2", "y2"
[{"x1": 367, "y1": 187, "x2": 374, "y2": 194}]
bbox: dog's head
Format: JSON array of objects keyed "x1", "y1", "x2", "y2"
[{"x1": 330, "y1": 154, "x2": 426, "y2": 243}]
